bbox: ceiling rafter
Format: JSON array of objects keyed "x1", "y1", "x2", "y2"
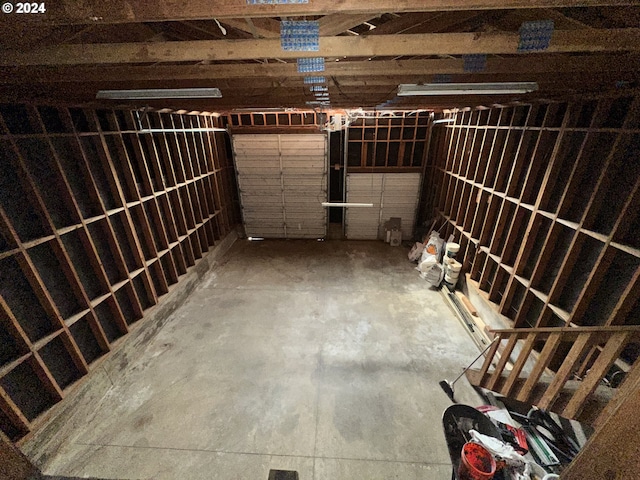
[
  {"x1": 3, "y1": 29, "x2": 639, "y2": 66},
  {"x1": 1, "y1": 54, "x2": 636, "y2": 84},
  {"x1": 1, "y1": 76, "x2": 627, "y2": 106},
  {"x1": 178, "y1": 20, "x2": 253, "y2": 39},
  {"x1": 220, "y1": 17, "x2": 280, "y2": 38},
  {"x1": 0, "y1": 1, "x2": 636, "y2": 26},
  {"x1": 362, "y1": 13, "x2": 440, "y2": 36},
  {"x1": 219, "y1": 14, "x2": 385, "y2": 39},
  {"x1": 318, "y1": 14, "x2": 381, "y2": 36}
]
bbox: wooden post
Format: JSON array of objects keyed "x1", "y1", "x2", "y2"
[
  {"x1": 560, "y1": 359, "x2": 640, "y2": 480},
  {"x1": 0, "y1": 431, "x2": 38, "y2": 480}
]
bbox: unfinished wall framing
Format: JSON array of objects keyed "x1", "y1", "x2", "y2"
[
  {"x1": 347, "y1": 112, "x2": 430, "y2": 171},
  {"x1": 425, "y1": 94, "x2": 640, "y2": 368},
  {"x1": 225, "y1": 111, "x2": 323, "y2": 129},
  {"x1": 0, "y1": 104, "x2": 240, "y2": 443}
]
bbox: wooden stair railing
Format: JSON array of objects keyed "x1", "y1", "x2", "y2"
[{"x1": 465, "y1": 326, "x2": 640, "y2": 423}]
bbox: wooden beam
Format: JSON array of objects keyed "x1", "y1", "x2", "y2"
[
  {"x1": 561, "y1": 358, "x2": 640, "y2": 480},
  {"x1": 220, "y1": 18, "x2": 280, "y2": 38},
  {"x1": 563, "y1": 331, "x2": 630, "y2": 419},
  {"x1": 0, "y1": 1, "x2": 635, "y2": 25},
  {"x1": 365, "y1": 12, "x2": 440, "y2": 36},
  {"x1": 0, "y1": 429, "x2": 37, "y2": 478},
  {"x1": 318, "y1": 14, "x2": 380, "y2": 36},
  {"x1": 3, "y1": 30, "x2": 639, "y2": 66},
  {"x1": 0, "y1": 54, "x2": 627, "y2": 83},
  {"x1": 369, "y1": 11, "x2": 485, "y2": 35}
]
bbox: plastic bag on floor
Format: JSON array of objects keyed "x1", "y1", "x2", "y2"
[
  {"x1": 420, "y1": 230, "x2": 444, "y2": 264},
  {"x1": 418, "y1": 262, "x2": 444, "y2": 287},
  {"x1": 408, "y1": 242, "x2": 424, "y2": 262}
]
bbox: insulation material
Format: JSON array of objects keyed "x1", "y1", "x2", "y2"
[
  {"x1": 233, "y1": 134, "x2": 327, "y2": 239},
  {"x1": 304, "y1": 76, "x2": 326, "y2": 84},
  {"x1": 280, "y1": 21, "x2": 319, "y2": 51},
  {"x1": 518, "y1": 20, "x2": 554, "y2": 52},
  {"x1": 345, "y1": 173, "x2": 421, "y2": 240},
  {"x1": 297, "y1": 57, "x2": 325, "y2": 73}
]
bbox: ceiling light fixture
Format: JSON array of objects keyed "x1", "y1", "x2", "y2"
[
  {"x1": 96, "y1": 88, "x2": 222, "y2": 100},
  {"x1": 397, "y1": 82, "x2": 538, "y2": 96}
]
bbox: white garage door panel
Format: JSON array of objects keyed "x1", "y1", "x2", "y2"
[
  {"x1": 233, "y1": 134, "x2": 327, "y2": 239},
  {"x1": 345, "y1": 173, "x2": 421, "y2": 240}
]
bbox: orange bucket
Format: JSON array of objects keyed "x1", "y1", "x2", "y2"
[{"x1": 458, "y1": 442, "x2": 496, "y2": 480}]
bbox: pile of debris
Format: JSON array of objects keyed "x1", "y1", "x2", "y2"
[{"x1": 408, "y1": 230, "x2": 462, "y2": 290}]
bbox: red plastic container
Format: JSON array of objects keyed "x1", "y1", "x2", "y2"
[{"x1": 458, "y1": 442, "x2": 496, "y2": 480}]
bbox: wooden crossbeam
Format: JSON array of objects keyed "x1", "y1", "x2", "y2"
[
  {"x1": 2, "y1": 30, "x2": 639, "y2": 66},
  {"x1": 2, "y1": 54, "x2": 634, "y2": 84},
  {"x1": 318, "y1": 14, "x2": 380, "y2": 36},
  {"x1": 0, "y1": 1, "x2": 635, "y2": 25},
  {"x1": 0, "y1": 76, "x2": 628, "y2": 106},
  {"x1": 219, "y1": 14, "x2": 376, "y2": 39},
  {"x1": 220, "y1": 18, "x2": 280, "y2": 38}
]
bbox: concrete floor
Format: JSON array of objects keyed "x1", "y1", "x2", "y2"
[{"x1": 29, "y1": 240, "x2": 484, "y2": 480}]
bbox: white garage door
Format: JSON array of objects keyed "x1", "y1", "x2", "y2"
[
  {"x1": 345, "y1": 173, "x2": 421, "y2": 240},
  {"x1": 232, "y1": 134, "x2": 327, "y2": 239}
]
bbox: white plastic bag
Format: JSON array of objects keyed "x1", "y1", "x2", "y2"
[
  {"x1": 469, "y1": 430, "x2": 534, "y2": 480},
  {"x1": 408, "y1": 242, "x2": 424, "y2": 262},
  {"x1": 420, "y1": 262, "x2": 444, "y2": 287},
  {"x1": 420, "y1": 231, "x2": 444, "y2": 264}
]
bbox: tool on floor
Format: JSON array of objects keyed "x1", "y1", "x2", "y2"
[{"x1": 439, "y1": 336, "x2": 499, "y2": 402}]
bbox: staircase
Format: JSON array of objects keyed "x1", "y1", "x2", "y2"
[{"x1": 466, "y1": 325, "x2": 640, "y2": 425}]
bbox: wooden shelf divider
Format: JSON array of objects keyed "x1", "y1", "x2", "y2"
[
  {"x1": 424, "y1": 94, "x2": 640, "y2": 373},
  {"x1": 0, "y1": 104, "x2": 240, "y2": 443}
]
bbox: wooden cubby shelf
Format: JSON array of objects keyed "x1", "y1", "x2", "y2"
[
  {"x1": 424, "y1": 94, "x2": 640, "y2": 369},
  {"x1": 0, "y1": 104, "x2": 240, "y2": 442}
]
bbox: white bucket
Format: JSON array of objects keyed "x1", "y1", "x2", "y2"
[
  {"x1": 444, "y1": 260, "x2": 462, "y2": 280},
  {"x1": 448, "y1": 261, "x2": 462, "y2": 273},
  {"x1": 444, "y1": 273, "x2": 459, "y2": 287},
  {"x1": 445, "y1": 242, "x2": 460, "y2": 257}
]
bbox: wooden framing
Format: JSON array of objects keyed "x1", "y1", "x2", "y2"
[
  {"x1": 345, "y1": 112, "x2": 430, "y2": 169},
  {"x1": 3, "y1": 54, "x2": 637, "y2": 84},
  {"x1": 3, "y1": 29, "x2": 640, "y2": 66},
  {"x1": 0, "y1": 104, "x2": 239, "y2": 442},
  {"x1": 466, "y1": 326, "x2": 640, "y2": 422},
  {"x1": 0, "y1": 1, "x2": 633, "y2": 25},
  {"x1": 428, "y1": 95, "x2": 640, "y2": 330},
  {"x1": 426, "y1": 94, "x2": 640, "y2": 413}
]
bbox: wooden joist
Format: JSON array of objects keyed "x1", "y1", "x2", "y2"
[
  {"x1": 2, "y1": 29, "x2": 640, "y2": 66},
  {"x1": 0, "y1": 1, "x2": 635, "y2": 25},
  {"x1": 2, "y1": 54, "x2": 637, "y2": 84}
]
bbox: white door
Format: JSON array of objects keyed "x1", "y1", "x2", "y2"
[
  {"x1": 233, "y1": 134, "x2": 327, "y2": 239},
  {"x1": 345, "y1": 173, "x2": 421, "y2": 240}
]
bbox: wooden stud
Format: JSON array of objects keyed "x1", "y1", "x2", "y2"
[
  {"x1": 70, "y1": 116, "x2": 140, "y2": 326},
  {"x1": 500, "y1": 332, "x2": 537, "y2": 397},
  {"x1": 516, "y1": 331, "x2": 562, "y2": 403},
  {"x1": 0, "y1": 386, "x2": 30, "y2": 435},
  {"x1": 96, "y1": 112, "x2": 164, "y2": 305},
  {"x1": 486, "y1": 333, "x2": 518, "y2": 391},
  {"x1": 538, "y1": 332, "x2": 594, "y2": 410},
  {"x1": 563, "y1": 331, "x2": 630, "y2": 418}
]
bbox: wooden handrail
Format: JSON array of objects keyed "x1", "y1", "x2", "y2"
[
  {"x1": 490, "y1": 325, "x2": 640, "y2": 334},
  {"x1": 467, "y1": 324, "x2": 640, "y2": 423}
]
